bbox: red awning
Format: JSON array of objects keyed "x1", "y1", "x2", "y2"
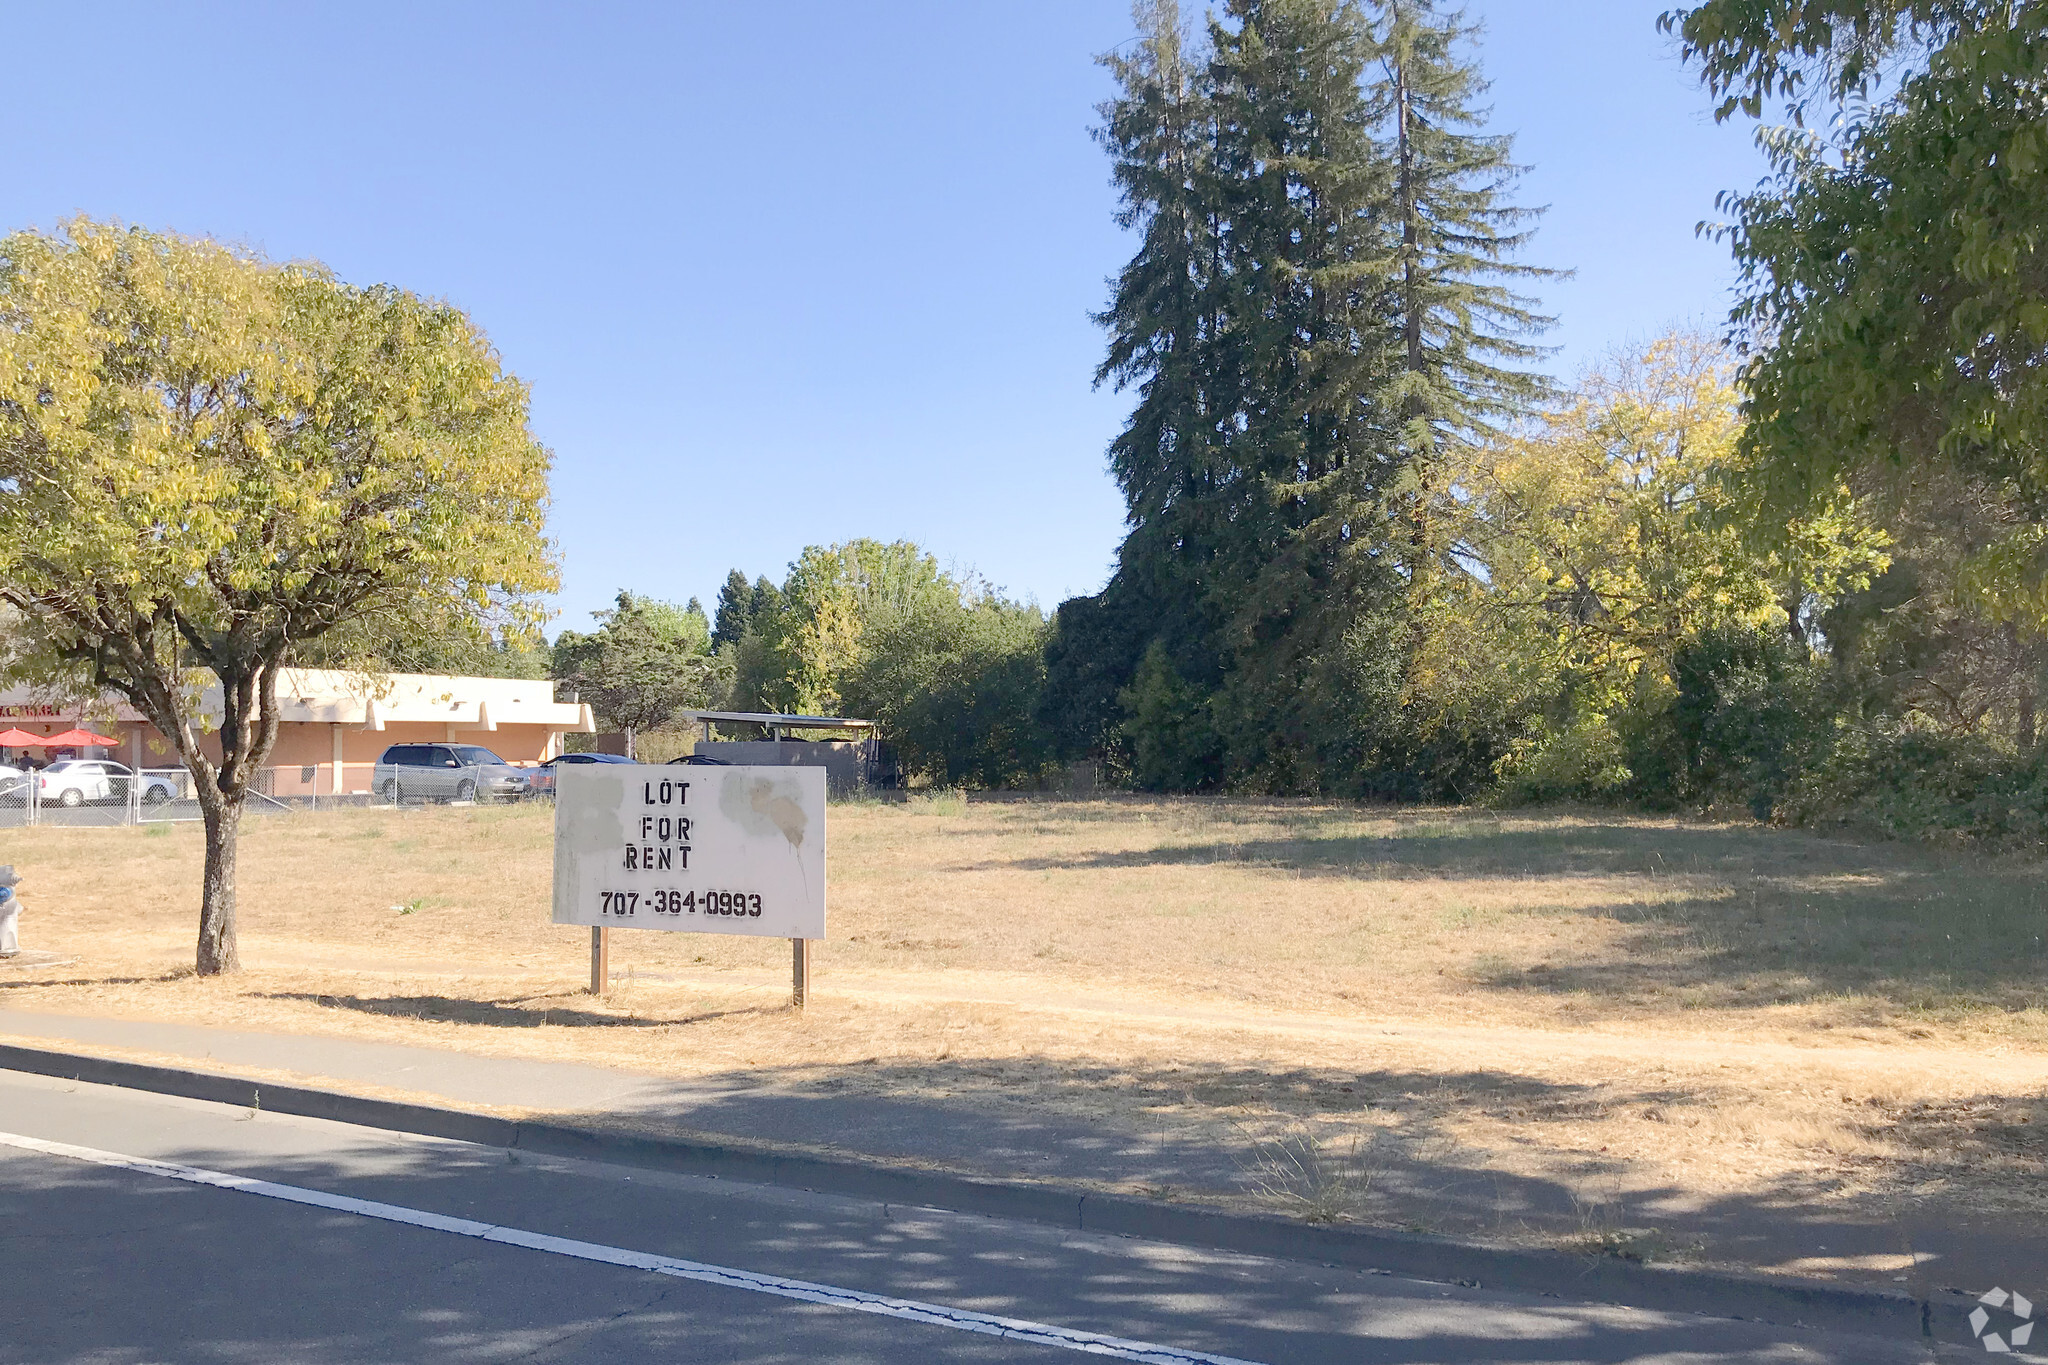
[
  {"x1": 41, "y1": 728, "x2": 119, "y2": 748},
  {"x1": 0, "y1": 728, "x2": 47, "y2": 747}
]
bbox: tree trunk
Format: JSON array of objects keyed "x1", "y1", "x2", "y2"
[{"x1": 196, "y1": 793, "x2": 244, "y2": 976}]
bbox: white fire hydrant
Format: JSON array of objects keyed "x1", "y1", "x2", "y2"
[{"x1": 0, "y1": 865, "x2": 20, "y2": 958}]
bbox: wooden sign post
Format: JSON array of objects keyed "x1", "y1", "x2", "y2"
[
  {"x1": 791, "y1": 936, "x2": 812, "y2": 1010},
  {"x1": 553, "y1": 764, "x2": 827, "y2": 1008}
]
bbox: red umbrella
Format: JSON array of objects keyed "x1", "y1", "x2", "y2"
[
  {"x1": 0, "y1": 728, "x2": 46, "y2": 747},
  {"x1": 41, "y1": 727, "x2": 119, "y2": 748}
]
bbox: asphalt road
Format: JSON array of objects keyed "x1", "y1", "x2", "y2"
[{"x1": 0, "y1": 1070, "x2": 1954, "y2": 1364}]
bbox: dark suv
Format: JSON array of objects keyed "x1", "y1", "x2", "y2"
[{"x1": 372, "y1": 744, "x2": 531, "y2": 804}]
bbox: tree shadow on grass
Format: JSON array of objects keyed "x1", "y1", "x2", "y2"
[
  {"x1": 969, "y1": 814, "x2": 2048, "y2": 1011},
  {"x1": 0, "y1": 970, "x2": 192, "y2": 991},
  {"x1": 256, "y1": 991, "x2": 777, "y2": 1031},
  {"x1": 1458, "y1": 862, "x2": 2048, "y2": 1013},
  {"x1": 972, "y1": 818, "x2": 1932, "y2": 881}
]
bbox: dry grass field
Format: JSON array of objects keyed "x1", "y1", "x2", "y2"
[{"x1": 4, "y1": 793, "x2": 2046, "y2": 1280}]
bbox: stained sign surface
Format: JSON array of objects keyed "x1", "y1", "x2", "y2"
[{"x1": 551, "y1": 764, "x2": 826, "y2": 940}]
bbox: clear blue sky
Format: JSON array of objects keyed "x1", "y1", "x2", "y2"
[{"x1": 3, "y1": 2, "x2": 1767, "y2": 634}]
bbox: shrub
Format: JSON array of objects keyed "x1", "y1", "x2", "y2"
[
  {"x1": 1780, "y1": 726, "x2": 2048, "y2": 850},
  {"x1": 1626, "y1": 625, "x2": 1834, "y2": 817},
  {"x1": 1120, "y1": 642, "x2": 1226, "y2": 791},
  {"x1": 841, "y1": 597, "x2": 1055, "y2": 790}
]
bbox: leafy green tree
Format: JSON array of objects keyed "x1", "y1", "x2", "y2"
[
  {"x1": 718, "y1": 540, "x2": 1054, "y2": 783},
  {"x1": 0, "y1": 219, "x2": 555, "y2": 975},
  {"x1": 1659, "y1": 0, "x2": 1977, "y2": 123},
  {"x1": 1370, "y1": 0, "x2": 1558, "y2": 544},
  {"x1": 296, "y1": 619, "x2": 551, "y2": 679},
  {"x1": 1039, "y1": 590, "x2": 1151, "y2": 773},
  {"x1": 843, "y1": 596, "x2": 1054, "y2": 788},
  {"x1": 1120, "y1": 641, "x2": 1226, "y2": 790},
  {"x1": 742, "y1": 540, "x2": 956, "y2": 715},
  {"x1": 1094, "y1": 0, "x2": 1229, "y2": 687},
  {"x1": 1084, "y1": 1, "x2": 1559, "y2": 793},
  {"x1": 551, "y1": 591, "x2": 719, "y2": 756},
  {"x1": 1664, "y1": 0, "x2": 2048, "y2": 620},
  {"x1": 1420, "y1": 334, "x2": 1885, "y2": 798},
  {"x1": 1659, "y1": 623, "x2": 1833, "y2": 818},
  {"x1": 1818, "y1": 476, "x2": 2048, "y2": 748},
  {"x1": 711, "y1": 569, "x2": 754, "y2": 650},
  {"x1": 393, "y1": 632, "x2": 552, "y2": 680}
]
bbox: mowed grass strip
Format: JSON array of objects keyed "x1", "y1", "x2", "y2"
[{"x1": 4, "y1": 795, "x2": 2047, "y2": 1267}]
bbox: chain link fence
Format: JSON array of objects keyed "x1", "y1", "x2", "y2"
[{"x1": 0, "y1": 765, "x2": 539, "y2": 829}]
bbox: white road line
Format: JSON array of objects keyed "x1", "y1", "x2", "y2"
[{"x1": 0, "y1": 1130, "x2": 1267, "y2": 1365}]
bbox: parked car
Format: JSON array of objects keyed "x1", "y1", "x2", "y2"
[
  {"x1": 372, "y1": 743, "x2": 532, "y2": 804},
  {"x1": 38, "y1": 759, "x2": 178, "y2": 808},
  {"x1": 0, "y1": 764, "x2": 29, "y2": 805},
  {"x1": 528, "y1": 751, "x2": 636, "y2": 796}
]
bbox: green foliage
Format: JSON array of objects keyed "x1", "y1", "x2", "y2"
[
  {"x1": 1039, "y1": 588, "x2": 1159, "y2": 782},
  {"x1": 1818, "y1": 485, "x2": 2048, "y2": 747},
  {"x1": 551, "y1": 591, "x2": 720, "y2": 748},
  {"x1": 1666, "y1": 0, "x2": 2048, "y2": 623},
  {"x1": 1423, "y1": 335, "x2": 1882, "y2": 803},
  {"x1": 1780, "y1": 725, "x2": 2048, "y2": 850},
  {"x1": 1623, "y1": 0, "x2": 2048, "y2": 844},
  {"x1": 733, "y1": 540, "x2": 952, "y2": 715},
  {"x1": 718, "y1": 541, "x2": 1052, "y2": 787},
  {"x1": 1375, "y1": 0, "x2": 1559, "y2": 463},
  {"x1": 710, "y1": 569, "x2": 753, "y2": 651},
  {"x1": 1084, "y1": 0, "x2": 1560, "y2": 794},
  {"x1": 1119, "y1": 642, "x2": 1226, "y2": 791},
  {"x1": 1659, "y1": 0, "x2": 1989, "y2": 124},
  {"x1": 0, "y1": 217, "x2": 555, "y2": 973},
  {"x1": 1644, "y1": 624, "x2": 1834, "y2": 818},
  {"x1": 298, "y1": 623, "x2": 552, "y2": 679},
  {"x1": 842, "y1": 596, "x2": 1054, "y2": 789},
  {"x1": 401, "y1": 633, "x2": 552, "y2": 680}
]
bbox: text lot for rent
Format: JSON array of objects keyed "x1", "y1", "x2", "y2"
[{"x1": 551, "y1": 764, "x2": 826, "y2": 942}]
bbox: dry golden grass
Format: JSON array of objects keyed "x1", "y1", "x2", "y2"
[{"x1": 4, "y1": 793, "x2": 2047, "y2": 1276}]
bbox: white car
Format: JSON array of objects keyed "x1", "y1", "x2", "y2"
[
  {"x1": 0, "y1": 764, "x2": 29, "y2": 805},
  {"x1": 37, "y1": 760, "x2": 178, "y2": 808}
]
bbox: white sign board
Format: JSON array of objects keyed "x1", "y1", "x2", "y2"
[{"x1": 552, "y1": 764, "x2": 826, "y2": 940}]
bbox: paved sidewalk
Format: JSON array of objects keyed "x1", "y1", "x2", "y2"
[
  {"x1": 1, "y1": 1006, "x2": 2041, "y2": 1304},
  {"x1": 0, "y1": 1008, "x2": 1238, "y2": 1190}
]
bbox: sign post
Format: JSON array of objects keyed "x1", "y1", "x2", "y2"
[
  {"x1": 553, "y1": 764, "x2": 826, "y2": 1007},
  {"x1": 791, "y1": 936, "x2": 811, "y2": 1010}
]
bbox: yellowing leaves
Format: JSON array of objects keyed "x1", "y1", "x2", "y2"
[
  {"x1": 1410, "y1": 332, "x2": 1887, "y2": 784},
  {"x1": 0, "y1": 215, "x2": 556, "y2": 734}
]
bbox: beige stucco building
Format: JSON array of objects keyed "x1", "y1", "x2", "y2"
[{"x1": 0, "y1": 669, "x2": 595, "y2": 796}]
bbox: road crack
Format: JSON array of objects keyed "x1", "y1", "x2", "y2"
[{"x1": 509, "y1": 1283, "x2": 676, "y2": 1362}]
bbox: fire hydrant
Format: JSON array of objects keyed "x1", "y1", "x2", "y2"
[{"x1": 0, "y1": 865, "x2": 19, "y2": 958}]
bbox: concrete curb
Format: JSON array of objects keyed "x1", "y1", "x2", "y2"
[{"x1": 0, "y1": 1042, "x2": 1967, "y2": 1345}]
